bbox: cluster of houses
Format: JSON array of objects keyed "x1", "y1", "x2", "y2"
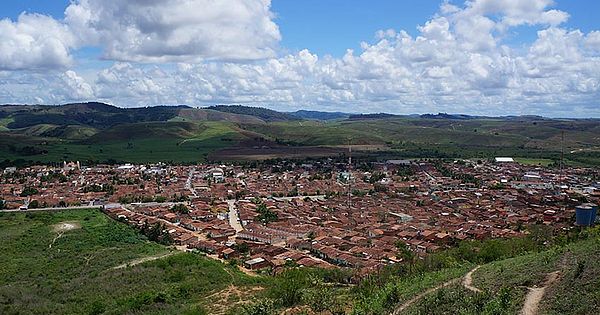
[{"x1": 2, "y1": 158, "x2": 599, "y2": 275}]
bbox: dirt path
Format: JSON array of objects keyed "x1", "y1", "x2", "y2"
[
  {"x1": 112, "y1": 252, "x2": 177, "y2": 269},
  {"x1": 392, "y1": 266, "x2": 482, "y2": 314},
  {"x1": 392, "y1": 278, "x2": 460, "y2": 314},
  {"x1": 49, "y1": 221, "x2": 81, "y2": 248},
  {"x1": 463, "y1": 265, "x2": 482, "y2": 293},
  {"x1": 520, "y1": 271, "x2": 560, "y2": 315}
]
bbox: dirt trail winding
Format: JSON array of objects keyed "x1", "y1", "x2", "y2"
[
  {"x1": 520, "y1": 271, "x2": 560, "y2": 315},
  {"x1": 112, "y1": 252, "x2": 176, "y2": 269},
  {"x1": 392, "y1": 278, "x2": 460, "y2": 314},
  {"x1": 463, "y1": 265, "x2": 482, "y2": 293},
  {"x1": 392, "y1": 265, "x2": 482, "y2": 314},
  {"x1": 49, "y1": 222, "x2": 81, "y2": 248}
]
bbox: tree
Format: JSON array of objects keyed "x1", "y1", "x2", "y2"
[
  {"x1": 395, "y1": 241, "x2": 415, "y2": 263},
  {"x1": 171, "y1": 204, "x2": 190, "y2": 214},
  {"x1": 234, "y1": 242, "x2": 250, "y2": 254},
  {"x1": 20, "y1": 187, "x2": 38, "y2": 197},
  {"x1": 0, "y1": 199, "x2": 4, "y2": 210},
  {"x1": 28, "y1": 200, "x2": 40, "y2": 209},
  {"x1": 256, "y1": 203, "x2": 278, "y2": 224},
  {"x1": 141, "y1": 222, "x2": 173, "y2": 245}
]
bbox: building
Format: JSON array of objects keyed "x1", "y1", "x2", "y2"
[{"x1": 495, "y1": 157, "x2": 514, "y2": 163}]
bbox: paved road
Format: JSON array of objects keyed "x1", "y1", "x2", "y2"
[
  {"x1": 226, "y1": 200, "x2": 243, "y2": 233},
  {"x1": 185, "y1": 167, "x2": 198, "y2": 198}
]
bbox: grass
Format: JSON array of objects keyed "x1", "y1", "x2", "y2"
[
  {"x1": 399, "y1": 233, "x2": 600, "y2": 315},
  {"x1": 402, "y1": 283, "x2": 520, "y2": 315},
  {"x1": 0, "y1": 117, "x2": 14, "y2": 131},
  {"x1": 0, "y1": 209, "x2": 263, "y2": 314},
  {"x1": 0, "y1": 121, "x2": 244, "y2": 164},
  {"x1": 540, "y1": 236, "x2": 600, "y2": 314},
  {"x1": 473, "y1": 247, "x2": 562, "y2": 290},
  {"x1": 514, "y1": 158, "x2": 555, "y2": 166},
  {"x1": 352, "y1": 265, "x2": 472, "y2": 315}
]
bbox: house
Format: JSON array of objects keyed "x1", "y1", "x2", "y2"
[
  {"x1": 220, "y1": 248, "x2": 238, "y2": 259},
  {"x1": 244, "y1": 257, "x2": 271, "y2": 270}
]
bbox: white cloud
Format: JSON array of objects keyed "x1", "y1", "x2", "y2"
[
  {"x1": 463, "y1": 0, "x2": 569, "y2": 28},
  {"x1": 0, "y1": 0, "x2": 280, "y2": 70},
  {"x1": 65, "y1": 0, "x2": 281, "y2": 62},
  {"x1": 0, "y1": 13, "x2": 76, "y2": 70},
  {"x1": 0, "y1": 0, "x2": 599, "y2": 117},
  {"x1": 61, "y1": 70, "x2": 94, "y2": 100}
]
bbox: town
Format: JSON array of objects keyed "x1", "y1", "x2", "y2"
[{"x1": 2, "y1": 158, "x2": 598, "y2": 276}]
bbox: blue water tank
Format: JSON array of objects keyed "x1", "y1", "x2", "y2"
[
  {"x1": 583, "y1": 203, "x2": 598, "y2": 225},
  {"x1": 576, "y1": 205, "x2": 593, "y2": 226}
]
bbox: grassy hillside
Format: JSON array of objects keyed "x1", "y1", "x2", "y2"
[
  {"x1": 400, "y1": 233, "x2": 600, "y2": 315},
  {"x1": 0, "y1": 121, "x2": 248, "y2": 164},
  {"x1": 0, "y1": 209, "x2": 263, "y2": 314},
  {"x1": 0, "y1": 103, "x2": 270, "y2": 130},
  {"x1": 208, "y1": 105, "x2": 299, "y2": 122}
]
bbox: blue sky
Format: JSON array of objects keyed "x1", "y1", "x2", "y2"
[
  {"x1": 0, "y1": 0, "x2": 599, "y2": 117},
  {"x1": 4, "y1": 0, "x2": 599, "y2": 57}
]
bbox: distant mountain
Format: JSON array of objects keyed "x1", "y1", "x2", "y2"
[
  {"x1": 420, "y1": 113, "x2": 481, "y2": 120},
  {"x1": 0, "y1": 102, "x2": 266, "y2": 129},
  {"x1": 207, "y1": 105, "x2": 299, "y2": 122},
  {"x1": 288, "y1": 110, "x2": 350, "y2": 120},
  {"x1": 348, "y1": 113, "x2": 399, "y2": 120}
]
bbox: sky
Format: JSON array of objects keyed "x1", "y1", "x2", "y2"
[{"x1": 0, "y1": 0, "x2": 599, "y2": 117}]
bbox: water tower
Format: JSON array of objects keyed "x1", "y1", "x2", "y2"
[{"x1": 575, "y1": 204, "x2": 596, "y2": 226}]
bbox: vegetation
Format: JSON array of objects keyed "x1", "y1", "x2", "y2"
[
  {"x1": 256, "y1": 203, "x2": 278, "y2": 224},
  {"x1": 0, "y1": 209, "x2": 262, "y2": 314},
  {"x1": 208, "y1": 105, "x2": 298, "y2": 122},
  {"x1": 170, "y1": 203, "x2": 190, "y2": 214},
  {"x1": 138, "y1": 222, "x2": 174, "y2": 245},
  {"x1": 19, "y1": 186, "x2": 38, "y2": 196}
]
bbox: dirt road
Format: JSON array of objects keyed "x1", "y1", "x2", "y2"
[
  {"x1": 463, "y1": 265, "x2": 482, "y2": 293},
  {"x1": 520, "y1": 271, "x2": 560, "y2": 315},
  {"x1": 392, "y1": 265, "x2": 481, "y2": 314}
]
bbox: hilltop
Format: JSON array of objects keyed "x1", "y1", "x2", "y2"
[
  {"x1": 288, "y1": 110, "x2": 350, "y2": 120},
  {"x1": 207, "y1": 105, "x2": 299, "y2": 122}
]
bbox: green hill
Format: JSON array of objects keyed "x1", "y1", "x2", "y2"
[
  {"x1": 208, "y1": 105, "x2": 300, "y2": 122},
  {"x1": 0, "y1": 209, "x2": 262, "y2": 314}
]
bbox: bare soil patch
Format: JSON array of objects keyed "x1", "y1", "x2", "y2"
[{"x1": 52, "y1": 221, "x2": 81, "y2": 232}]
